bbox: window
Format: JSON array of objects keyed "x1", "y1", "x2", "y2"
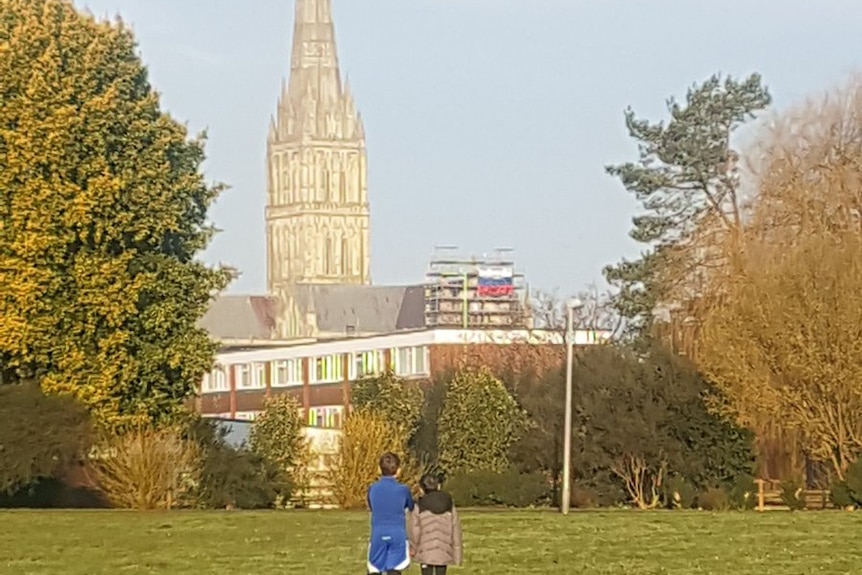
[
  {"x1": 394, "y1": 346, "x2": 429, "y2": 377},
  {"x1": 252, "y1": 363, "x2": 266, "y2": 389},
  {"x1": 307, "y1": 406, "x2": 344, "y2": 429},
  {"x1": 351, "y1": 350, "x2": 382, "y2": 380},
  {"x1": 311, "y1": 354, "x2": 343, "y2": 384},
  {"x1": 272, "y1": 359, "x2": 302, "y2": 387},
  {"x1": 341, "y1": 237, "x2": 350, "y2": 275},
  {"x1": 236, "y1": 364, "x2": 253, "y2": 389},
  {"x1": 201, "y1": 367, "x2": 228, "y2": 393}
]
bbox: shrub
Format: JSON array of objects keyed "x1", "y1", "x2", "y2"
[
  {"x1": 831, "y1": 481, "x2": 856, "y2": 510},
  {"x1": 664, "y1": 475, "x2": 697, "y2": 510},
  {"x1": 352, "y1": 373, "x2": 424, "y2": 437},
  {"x1": 249, "y1": 395, "x2": 310, "y2": 506},
  {"x1": 328, "y1": 409, "x2": 420, "y2": 509},
  {"x1": 844, "y1": 458, "x2": 862, "y2": 504},
  {"x1": 698, "y1": 487, "x2": 731, "y2": 511},
  {"x1": 188, "y1": 418, "x2": 277, "y2": 510},
  {"x1": 446, "y1": 468, "x2": 550, "y2": 507},
  {"x1": 829, "y1": 458, "x2": 862, "y2": 510},
  {"x1": 780, "y1": 480, "x2": 806, "y2": 511},
  {"x1": 570, "y1": 486, "x2": 600, "y2": 509},
  {"x1": 91, "y1": 426, "x2": 200, "y2": 510},
  {"x1": 729, "y1": 474, "x2": 757, "y2": 510},
  {"x1": 437, "y1": 366, "x2": 528, "y2": 475},
  {"x1": 0, "y1": 382, "x2": 94, "y2": 495}
]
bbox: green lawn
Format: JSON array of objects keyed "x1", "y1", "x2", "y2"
[{"x1": 0, "y1": 510, "x2": 860, "y2": 574}]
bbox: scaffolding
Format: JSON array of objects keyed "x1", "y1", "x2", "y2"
[{"x1": 424, "y1": 246, "x2": 528, "y2": 329}]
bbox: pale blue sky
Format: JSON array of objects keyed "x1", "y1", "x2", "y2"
[{"x1": 75, "y1": 0, "x2": 862, "y2": 296}]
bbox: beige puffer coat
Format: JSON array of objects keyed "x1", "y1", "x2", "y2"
[{"x1": 408, "y1": 492, "x2": 463, "y2": 566}]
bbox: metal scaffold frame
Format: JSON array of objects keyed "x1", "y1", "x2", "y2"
[{"x1": 424, "y1": 246, "x2": 528, "y2": 329}]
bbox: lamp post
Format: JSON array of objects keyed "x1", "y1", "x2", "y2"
[{"x1": 561, "y1": 297, "x2": 583, "y2": 515}]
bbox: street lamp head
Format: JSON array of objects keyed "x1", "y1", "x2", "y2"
[{"x1": 566, "y1": 298, "x2": 584, "y2": 311}]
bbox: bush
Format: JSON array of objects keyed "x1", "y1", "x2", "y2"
[
  {"x1": 188, "y1": 418, "x2": 277, "y2": 510},
  {"x1": 249, "y1": 395, "x2": 310, "y2": 506},
  {"x1": 352, "y1": 373, "x2": 424, "y2": 437},
  {"x1": 446, "y1": 468, "x2": 550, "y2": 507},
  {"x1": 0, "y1": 383, "x2": 94, "y2": 495},
  {"x1": 829, "y1": 458, "x2": 862, "y2": 509},
  {"x1": 328, "y1": 410, "x2": 420, "y2": 509},
  {"x1": 780, "y1": 480, "x2": 806, "y2": 511},
  {"x1": 664, "y1": 475, "x2": 697, "y2": 509},
  {"x1": 844, "y1": 458, "x2": 862, "y2": 505},
  {"x1": 831, "y1": 481, "x2": 856, "y2": 510},
  {"x1": 570, "y1": 486, "x2": 600, "y2": 509},
  {"x1": 698, "y1": 487, "x2": 731, "y2": 511},
  {"x1": 729, "y1": 474, "x2": 757, "y2": 510},
  {"x1": 91, "y1": 426, "x2": 200, "y2": 510},
  {"x1": 438, "y1": 366, "x2": 528, "y2": 475}
]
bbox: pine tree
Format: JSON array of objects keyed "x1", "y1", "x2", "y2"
[
  {"x1": 0, "y1": 0, "x2": 230, "y2": 426},
  {"x1": 604, "y1": 73, "x2": 771, "y2": 339}
]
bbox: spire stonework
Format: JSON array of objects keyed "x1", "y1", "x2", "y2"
[{"x1": 266, "y1": 0, "x2": 370, "y2": 295}]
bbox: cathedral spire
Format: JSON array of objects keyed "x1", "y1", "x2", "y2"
[{"x1": 286, "y1": 0, "x2": 342, "y2": 114}]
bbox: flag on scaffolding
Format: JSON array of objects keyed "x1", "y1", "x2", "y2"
[{"x1": 477, "y1": 266, "x2": 514, "y2": 297}]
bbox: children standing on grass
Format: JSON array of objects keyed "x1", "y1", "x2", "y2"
[
  {"x1": 409, "y1": 473, "x2": 463, "y2": 575},
  {"x1": 367, "y1": 452, "x2": 414, "y2": 575}
]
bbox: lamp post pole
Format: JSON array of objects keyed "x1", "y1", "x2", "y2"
[{"x1": 561, "y1": 298, "x2": 581, "y2": 515}]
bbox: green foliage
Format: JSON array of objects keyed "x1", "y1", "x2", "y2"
[
  {"x1": 565, "y1": 344, "x2": 755, "y2": 507},
  {"x1": 830, "y1": 458, "x2": 862, "y2": 509},
  {"x1": 352, "y1": 372, "x2": 424, "y2": 437},
  {"x1": 729, "y1": 474, "x2": 757, "y2": 511},
  {"x1": 604, "y1": 73, "x2": 771, "y2": 338},
  {"x1": 844, "y1": 458, "x2": 862, "y2": 505},
  {"x1": 0, "y1": 382, "x2": 93, "y2": 494},
  {"x1": 0, "y1": 0, "x2": 230, "y2": 425},
  {"x1": 830, "y1": 482, "x2": 856, "y2": 510},
  {"x1": 664, "y1": 475, "x2": 697, "y2": 509},
  {"x1": 187, "y1": 418, "x2": 277, "y2": 510},
  {"x1": 249, "y1": 395, "x2": 309, "y2": 504},
  {"x1": 780, "y1": 481, "x2": 806, "y2": 511},
  {"x1": 698, "y1": 487, "x2": 731, "y2": 511},
  {"x1": 569, "y1": 486, "x2": 600, "y2": 509},
  {"x1": 437, "y1": 366, "x2": 528, "y2": 475},
  {"x1": 445, "y1": 468, "x2": 550, "y2": 508}
]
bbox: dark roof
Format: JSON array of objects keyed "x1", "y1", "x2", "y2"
[
  {"x1": 198, "y1": 295, "x2": 277, "y2": 340},
  {"x1": 292, "y1": 283, "x2": 425, "y2": 334},
  {"x1": 200, "y1": 284, "x2": 426, "y2": 341}
]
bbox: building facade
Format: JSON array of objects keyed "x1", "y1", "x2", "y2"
[
  {"x1": 197, "y1": 327, "x2": 611, "y2": 428},
  {"x1": 266, "y1": 0, "x2": 371, "y2": 297}
]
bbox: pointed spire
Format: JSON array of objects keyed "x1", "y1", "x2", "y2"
[
  {"x1": 287, "y1": 0, "x2": 342, "y2": 107},
  {"x1": 273, "y1": 0, "x2": 361, "y2": 142}
]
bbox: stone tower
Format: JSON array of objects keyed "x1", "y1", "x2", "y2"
[{"x1": 266, "y1": 0, "x2": 370, "y2": 295}]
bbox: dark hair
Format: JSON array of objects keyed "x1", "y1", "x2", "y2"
[
  {"x1": 379, "y1": 452, "x2": 401, "y2": 476},
  {"x1": 420, "y1": 473, "x2": 440, "y2": 494}
]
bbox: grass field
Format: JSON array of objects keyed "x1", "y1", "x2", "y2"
[{"x1": 0, "y1": 510, "x2": 860, "y2": 574}]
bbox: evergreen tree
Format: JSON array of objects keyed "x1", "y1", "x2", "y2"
[
  {"x1": 437, "y1": 366, "x2": 528, "y2": 475},
  {"x1": 605, "y1": 73, "x2": 771, "y2": 339},
  {"x1": 0, "y1": 0, "x2": 229, "y2": 425},
  {"x1": 351, "y1": 372, "x2": 423, "y2": 438}
]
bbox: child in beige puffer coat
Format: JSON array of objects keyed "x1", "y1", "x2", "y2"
[{"x1": 408, "y1": 474, "x2": 463, "y2": 575}]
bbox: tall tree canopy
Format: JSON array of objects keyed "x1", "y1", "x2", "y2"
[
  {"x1": 0, "y1": 0, "x2": 229, "y2": 426},
  {"x1": 695, "y1": 79, "x2": 862, "y2": 479},
  {"x1": 605, "y1": 73, "x2": 771, "y2": 339}
]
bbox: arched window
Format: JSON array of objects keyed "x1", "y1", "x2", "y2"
[
  {"x1": 339, "y1": 171, "x2": 347, "y2": 204},
  {"x1": 324, "y1": 237, "x2": 333, "y2": 276},
  {"x1": 341, "y1": 237, "x2": 350, "y2": 275}
]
